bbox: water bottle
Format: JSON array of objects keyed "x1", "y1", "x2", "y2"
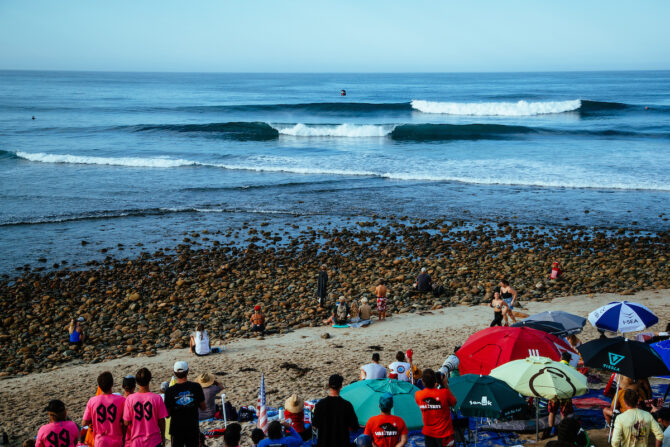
[{"x1": 279, "y1": 407, "x2": 285, "y2": 421}]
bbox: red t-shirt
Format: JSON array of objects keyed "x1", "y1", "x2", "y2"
[
  {"x1": 284, "y1": 409, "x2": 305, "y2": 433},
  {"x1": 414, "y1": 387, "x2": 457, "y2": 438},
  {"x1": 364, "y1": 414, "x2": 408, "y2": 447}
]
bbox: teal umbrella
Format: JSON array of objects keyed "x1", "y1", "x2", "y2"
[
  {"x1": 340, "y1": 379, "x2": 423, "y2": 430},
  {"x1": 449, "y1": 374, "x2": 526, "y2": 419}
]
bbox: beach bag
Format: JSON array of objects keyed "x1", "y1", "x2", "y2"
[
  {"x1": 432, "y1": 285, "x2": 445, "y2": 297},
  {"x1": 237, "y1": 406, "x2": 255, "y2": 422}
]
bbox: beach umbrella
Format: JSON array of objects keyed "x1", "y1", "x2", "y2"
[
  {"x1": 522, "y1": 310, "x2": 586, "y2": 335},
  {"x1": 449, "y1": 374, "x2": 526, "y2": 419},
  {"x1": 511, "y1": 320, "x2": 569, "y2": 337},
  {"x1": 577, "y1": 336, "x2": 669, "y2": 380},
  {"x1": 449, "y1": 374, "x2": 527, "y2": 447},
  {"x1": 457, "y1": 327, "x2": 577, "y2": 375},
  {"x1": 587, "y1": 301, "x2": 658, "y2": 333},
  {"x1": 578, "y1": 335, "x2": 669, "y2": 441},
  {"x1": 490, "y1": 356, "x2": 588, "y2": 441},
  {"x1": 650, "y1": 340, "x2": 670, "y2": 379},
  {"x1": 340, "y1": 378, "x2": 423, "y2": 430}
]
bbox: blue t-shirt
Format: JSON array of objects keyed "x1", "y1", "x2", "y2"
[{"x1": 258, "y1": 426, "x2": 302, "y2": 447}]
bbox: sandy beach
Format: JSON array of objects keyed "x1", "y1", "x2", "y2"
[{"x1": 1, "y1": 288, "x2": 668, "y2": 446}]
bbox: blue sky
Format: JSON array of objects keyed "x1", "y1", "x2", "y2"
[{"x1": 1, "y1": 0, "x2": 669, "y2": 72}]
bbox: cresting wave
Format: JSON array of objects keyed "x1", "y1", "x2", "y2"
[
  {"x1": 11, "y1": 151, "x2": 670, "y2": 191},
  {"x1": 410, "y1": 99, "x2": 582, "y2": 116},
  {"x1": 129, "y1": 122, "x2": 668, "y2": 141}
]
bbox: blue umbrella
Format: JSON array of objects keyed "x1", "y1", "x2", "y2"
[
  {"x1": 650, "y1": 340, "x2": 670, "y2": 379},
  {"x1": 587, "y1": 301, "x2": 658, "y2": 333}
]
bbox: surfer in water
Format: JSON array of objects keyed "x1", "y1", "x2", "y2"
[{"x1": 341, "y1": 89, "x2": 346, "y2": 96}]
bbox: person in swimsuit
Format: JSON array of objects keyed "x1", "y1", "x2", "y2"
[
  {"x1": 499, "y1": 279, "x2": 518, "y2": 325},
  {"x1": 490, "y1": 290, "x2": 509, "y2": 327},
  {"x1": 68, "y1": 317, "x2": 85, "y2": 349},
  {"x1": 375, "y1": 280, "x2": 388, "y2": 321}
]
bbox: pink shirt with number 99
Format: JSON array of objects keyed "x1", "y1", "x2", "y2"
[{"x1": 122, "y1": 392, "x2": 168, "y2": 447}]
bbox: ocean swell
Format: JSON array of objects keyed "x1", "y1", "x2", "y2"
[{"x1": 411, "y1": 99, "x2": 582, "y2": 116}]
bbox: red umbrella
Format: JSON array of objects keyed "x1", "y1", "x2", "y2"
[{"x1": 457, "y1": 326, "x2": 577, "y2": 375}]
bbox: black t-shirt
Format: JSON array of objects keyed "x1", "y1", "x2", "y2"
[
  {"x1": 312, "y1": 396, "x2": 358, "y2": 447},
  {"x1": 417, "y1": 273, "x2": 432, "y2": 292},
  {"x1": 164, "y1": 381, "x2": 205, "y2": 436}
]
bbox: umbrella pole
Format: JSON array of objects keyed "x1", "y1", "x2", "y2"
[
  {"x1": 535, "y1": 397, "x2": 540, "y2": 442},
  {"x1": 608, "y1": 375, "x2": 621, "y2": 443}
]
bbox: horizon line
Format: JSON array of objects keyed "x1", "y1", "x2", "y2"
[{"x1": 2, "y1": 68, "x2": 670, "y2": 75}]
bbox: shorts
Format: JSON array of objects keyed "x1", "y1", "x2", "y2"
[
  {"x1": 424, "y1": 434, "x2": 454, "y2": 447},
  {"x1": 377, "y1": 297, "x2": 387, "y2": 312},
  {"x1": 548, "y1": 399, "x2": 574, "y2": 416},
  {"x1": 504, "y1": 298, "x2": 514, "y2": 310}
]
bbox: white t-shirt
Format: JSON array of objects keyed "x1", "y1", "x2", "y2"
[
  {"x1": 194, "y1": 330, "x2": 210, "y2": 355},
  {"x1": 361, "y1": 362, "x2": 387, "y2": 379},
  {"x1": 389, "y1": 361, "x2": 412, "y2": 382}
]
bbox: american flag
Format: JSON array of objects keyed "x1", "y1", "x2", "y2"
[{"x1": 257, "y1": 373, "x2": 268, "y2": 433}]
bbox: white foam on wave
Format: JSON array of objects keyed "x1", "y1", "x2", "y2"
[
  {"x1": 273, "y1": 123, "x2": 393, "y2": 137},
  {"x1": 411, "y1": 99, "x2": 582, "y2": 116},
  {"x1": 16, "y1": 151, "x2": 197, "y2": 168},
  {"x1": 15, "y1": 151, "x2": 669, "y2": 192}
]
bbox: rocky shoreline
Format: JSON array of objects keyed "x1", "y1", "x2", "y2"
[{"x1": 1, "y1": 218, "x2": 668, "y2": 376}]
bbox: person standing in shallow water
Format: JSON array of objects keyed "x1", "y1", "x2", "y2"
[{"x1": 317, "y1": 265, "x2": 328, "y2": 308}]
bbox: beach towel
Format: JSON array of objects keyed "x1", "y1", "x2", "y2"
[{"x1": 332, "y1": 324, "x2": 350, "y2": 328}]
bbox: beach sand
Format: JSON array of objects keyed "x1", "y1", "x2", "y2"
[{"x1": 1, "y1": 289, "x2": 668, "y2": 446}]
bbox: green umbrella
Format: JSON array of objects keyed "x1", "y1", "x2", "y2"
[
  {"x1": 449, "y1": 374, "x2": 526, "y2": 419},
  {"x1": 340, "y1": 379, "x2": 423, "y2": 430}
]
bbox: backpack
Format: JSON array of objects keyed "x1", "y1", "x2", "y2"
[{"x1": 336, "y1": 302, "x2": 348, "y2": 323}]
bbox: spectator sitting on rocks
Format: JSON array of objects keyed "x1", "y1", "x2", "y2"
[
  {"x1": 250, "y1": 305, "x2": 266, "y2": 334},
  {"x1": 190, "y1": 323, "x2": 211, "y2": 356},
  {"x1": 68, "y1": 317, "x2": 85, "y2": 349},
  {"x1": 414, "y1": 268, "x2": 432, "y2": 293}
]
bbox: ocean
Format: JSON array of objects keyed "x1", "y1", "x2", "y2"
[{"x1": 1, "y1": 71, "x2": 669, "y2": 275}]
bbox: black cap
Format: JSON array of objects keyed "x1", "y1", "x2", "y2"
[
  {"x1": 44, "y1": 399, "x2": 65, "y2": 413},
  {"x1": 328, "y1": 374, "x2": 344, "y2": 389}
]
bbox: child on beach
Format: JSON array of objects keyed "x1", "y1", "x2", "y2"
[
  {"x1": 250, "y1": 305, "x2": 266, "y2": 334},
  {"x1": 550, "y1": 262, "x2": 563, "y2": 280}
]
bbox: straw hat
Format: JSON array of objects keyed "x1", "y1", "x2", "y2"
[
  {"x1": 284, "y1": 394, "x2": 304, "y2": 413},
  {"x1": 195, "y1": 372, "x2": 216, "y2": 388},
  {"x1": 361, "y1": 297, "x2": 368, "y2": 303}
]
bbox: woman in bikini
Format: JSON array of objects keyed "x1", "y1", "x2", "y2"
[
  {"x1": 490, "y1": 290, "x2": 509, "y2": 326},
  {"x1": 499, "y1": 279, "x2": 518, "y2": 325}
]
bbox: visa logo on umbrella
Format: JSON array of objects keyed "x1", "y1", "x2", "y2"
[
  {"x1": 603, "y1": 352, "x2": 625, "y2": 371},
  {"x1": 468, "y1": 396, "x2": 493, "y2": 406}
]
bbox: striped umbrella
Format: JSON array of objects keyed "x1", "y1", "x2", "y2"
[{"x1": 588, "y1": 301, "x2": 658, "y2": 333}]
